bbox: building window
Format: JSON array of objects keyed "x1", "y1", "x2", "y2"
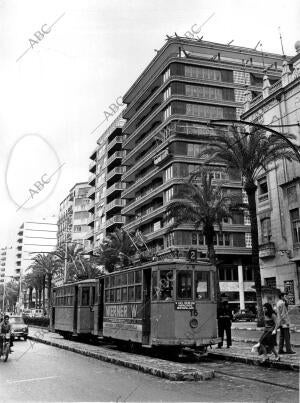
[
  {"x1": 290, "y1": 208, "x2": 300, "y2": 244},
  {"x1": 245, "y1": 233, "x2": 252, "y2": 248},
  {"x1": 258, "y1": 177, "x2": 268, "y2": 202},
  {"x1": 287, "y1": 185, "x2": 297, "y2": 204},
  {"x1": 244, "y1": 213, "x2": 251, "y2": 225},
  {"x1": 219, "y1": 266, "x2": 238, "y2": 281},
  {"x1": 185, "y1": 65, "x2": 222, "y2": 82},
  {"x1": 185, "y1": 84, "x2": 223, "y2": 101},
  {"x1": 261, "y1": 218, "x2": 271, "y2": 243},
  {"x1": 164, "y1": 166, "x2": 173, "y2": 181},
  {"x1": 166, "y1": 232, "x2": 175, "y2": 247},
  {"x1": 163, "y1": 68, "x2": 170, "y2": 83},
  {"x1": 164, "y1": 187, "x2": 174, "y2": 203},
  {"x1": 243, "y1": 266, "x2": 254, "y2": 281},
  {"x1": 163, "y1": 105, "x2": 172, "y2": 120},
  {"x1": 265, "y1": 277, "x2": 276, "y2": 288},
  {"x1": 163, "y1": 87, "x2": 171, "y2": 101}
]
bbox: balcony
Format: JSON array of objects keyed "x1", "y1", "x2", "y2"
[
  {"x1": 106, "y1": 182, "x2": 126, "y2": 197},
  {"x1": 87, "y1": 187, "x2": 95, "y2": 199},
  {"x1": 107, "y1": 166, "x2": 126, "y2": 181},
  {"x1": 107, "y1": 136, "x2": 123, "y2": 152},
  {"x1": 86, "y1": 229, "x2": 95, "y2": 240},
  {"x1": 153, "y1": 148, "x2": 171, "y2": 165},
  {"x1": 88, "y1": 174, "x2": 96, "y2": 187},
  {"x1": 107, "y1": 151, "x2": 125, "y2": 167},
  {"x1": 259, "y1": 242, "x2": 276, "y2": 258},
  {"x1": 89, "y1": 160, "x2": 96, "y2": 173},
  {"x1": 106, "y1": 198, "x2": 126, "y2": 212},
  {"x1": 106, "y1": 215, "x2": 125, "y2": 228}
]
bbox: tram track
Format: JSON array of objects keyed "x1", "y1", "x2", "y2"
[{"x1": 68, "y1": 336, "x2": 300, "y2": 391}]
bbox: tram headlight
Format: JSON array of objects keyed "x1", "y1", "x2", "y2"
[{"x1": 189, "y1": 318, "x2": 198, "y2": 329}]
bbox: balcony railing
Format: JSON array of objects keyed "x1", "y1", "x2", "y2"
[
  {"x1": 89, "y1": 160, "x2": 96, "y2": 172},
  {"x1": 106, "y1": 198, "x2": 126, "y2": 212},
  {"x1": 106, "y1": 215, "x2": 125, "y2": 228},
  {"x1": 107, "y1": 136, "x2": 123, "y2": 152},
  {"x1": 259, "y1": 242, "x2": 276, "y2": 258},
  {"x1": 107, "y1": 151, "x2": 125, "y2": 166},
  {"x1": 107, "y1": 166, "x2": 126, "y2": 181},
  {"x1": 106, "y1": 182, "x2": 126, "y2": 197}
]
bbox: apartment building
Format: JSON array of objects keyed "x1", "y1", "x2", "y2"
[
  {"x1": 87, "y1": 114, "x2": 126, "y2": 253},
  {"x1": 16, "y1": 217, "x2": 57, "y2": 310},
  {"x1": 57, "y1": 182, "x2": 91, "y2": 249},
  {"x1": 0, "y1": 246, "x2": 15, "y2": 284},
  {"x1": 120, "y1": 37, "x2": 285, "y2": 311},
  {"x1": 242, "y1": 41, "x2": 300, "y2": 306}
]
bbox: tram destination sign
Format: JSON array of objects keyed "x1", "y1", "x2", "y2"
[{"x1": 175, "y1": 301, "x2": 195, "y2": 310}]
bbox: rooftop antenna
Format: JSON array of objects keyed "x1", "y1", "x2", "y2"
[
  {"x1": 278, "y1": 26, "x2": 285, "y2": 57},
  {"x1": 254, "y1": 40, "x2": 261, "y2": 50},
  {"x1": 227, "y1": 40, "x2": 234, "y2": 46},
  {"x1": 260, "y1": 42, "x2": 265, "y2": 70}
]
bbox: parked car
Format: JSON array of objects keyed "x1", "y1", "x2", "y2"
[
  {"x1": 10, "y1": 316, "x2": 29, "y2": 340},
  {"x1": 232, "y1": 310, "x2": 256, "y2": 322}
]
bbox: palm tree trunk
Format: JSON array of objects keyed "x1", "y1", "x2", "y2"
[
  {"x1": 47, "y1": 274, "x2": 52, "y2": 314},
  {"x1": 245, "y1": 184, "x2": 264, "y2": 327},
  {"x1": 42, "y1": 275, "x2": 46, "y2": 314},
  {"x1": 205, "y1": 230, "x2": 221, "y2": 305}
]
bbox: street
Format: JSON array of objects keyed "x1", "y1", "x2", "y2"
[{"x1": 0, "y1": 339, "x2": 298, "y2": 402}]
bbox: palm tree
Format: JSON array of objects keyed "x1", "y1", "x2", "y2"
[
  {"x1": 28, "y1": 253, "x2": 61, "y2": 313},
  {"x1": 205, "y1": 124, "x2": 298, "y2": 325},
  {"x1": 96, "y1": 228, "x2": 138, "y2": 272},
  {"x1": 165, "y1": 167, "x2": 241, "y2": 304}
]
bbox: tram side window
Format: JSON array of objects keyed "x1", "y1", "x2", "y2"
[
  {"x1": 105, "y1": 290, "x2": 109, "y2": 302},
  {"x1": 195, "y1": 271, "x2": 210, "y2": 300},
  {"x1": 177, "y1": 271, "x2": 192, "y2": 299},
  {"x1": 152, "y1": 271, "x2": 158, "y2": 300},
  {"x1": 128, "y1": 286, "x2": 135, "y2": 302},
  {"x1": 116, "y1": 288, "x2": 121, "y2": 302},
  {"x1": 122, "y1": 287, "x2": 128, "y2": 302},
  {"x1": 159, "y1": 270, "x2": 174, "y2": 300},
  {"x1": 135, "y1": 285, "x2": 142, "y2": 301},
  {"x1": 82, "y1": 287, "x2": 90, "y2": 306}
]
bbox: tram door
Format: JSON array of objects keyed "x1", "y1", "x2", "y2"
[
  {"x1": 142, "y1": 268, "x2": 151, "y2": 345},
  {"x1": 73, "y1": 285, "x2": 78, "y2": 335},
  {"x1": 98, "y1": 279, "x2": 104, "y2": 334}
]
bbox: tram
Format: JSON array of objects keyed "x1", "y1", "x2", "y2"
[{"x1": 51, "y1": 260, "x2": 220, "y2": 353}]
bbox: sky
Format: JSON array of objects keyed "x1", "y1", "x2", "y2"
[{"x1": 0, "y1": 0, "x2": 299, "y2": 247}]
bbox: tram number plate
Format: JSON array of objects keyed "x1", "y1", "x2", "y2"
[{"x1": 175, "y1": 301, "x2": 195, "y2": 310}]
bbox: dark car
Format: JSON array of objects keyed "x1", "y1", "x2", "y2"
[
  {"x1": 10, "y1": 316, "x2": 29, "y2": 340},
  {"x1": 232, "y1": 310, "x2": 256, "y2": 322}
]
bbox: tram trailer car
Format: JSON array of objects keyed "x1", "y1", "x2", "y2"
[
  {"x1": 52, "y1": 279, "x2": 97, "y2": 339},
  {"x1": 51, "y1": 260, "x2": 221, "y2": 352}
]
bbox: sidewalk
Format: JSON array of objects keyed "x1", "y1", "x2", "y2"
[
  {"x1": 28, "y1": 327, "x2": 299, "y2": 373},
  {"x1": 209, "y1": 342, "x2": 299, "y2": 371}
]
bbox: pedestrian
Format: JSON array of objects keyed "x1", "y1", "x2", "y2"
[
  {"x1": 257, "y1": 303, "x2": 279, "y2": 363},
  {"x1": 276, "y1": 292, "x2": 296, "y2": 355},
  {"x1": 217, "y1": 301, "x2": 233, "y2": 348}
]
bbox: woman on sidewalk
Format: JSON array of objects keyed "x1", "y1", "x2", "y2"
[{"x1": 258, "y1": 303, "x2": 280, "y2": 363}]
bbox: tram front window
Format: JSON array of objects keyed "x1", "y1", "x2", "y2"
[
  {"x1": 177, "y1": 271, "x2": 192, "y2": 299},
  {"x1": 159, "y1": 270, "x2": 174, "y2": 301},
  {"x1": 195, "y1": 271, "x2": 210, "y2": 300}
]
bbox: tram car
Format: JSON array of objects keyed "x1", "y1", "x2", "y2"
[{"x1": 51, "y1": 260, "x2": 220, "y2": 353}]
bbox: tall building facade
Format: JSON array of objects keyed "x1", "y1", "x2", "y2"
[
  {"x1": 120, "y1": 37, "x2": 285, "y2": 311},
  {"x1": 16, "y1": 217, "x2": 58, "y2": 310},
  {"x1": 242, "y1": 41, "x2": 300, "y2": 306},
  {"x1": 57, "y1": 182, "x2": 91, "y2": 249},
  {"x1": 0, "y1": 246, "x2": 15, "y2": 283},
  {"x1": 87, "y1": 114, "x2": 126, "y2": 253}
]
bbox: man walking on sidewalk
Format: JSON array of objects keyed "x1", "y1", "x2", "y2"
[
  {"x1": 276, "y1": 292, "x2": 296, "y2": 355},
  {"x1": 217, "y1": 301, "x2": 233, "y2": 348}
]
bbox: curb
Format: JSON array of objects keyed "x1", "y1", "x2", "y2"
[
  {"x1": 232, "y1": 327, "x2": 300, "y2": 333},
  {"x1": 28, "y1": 336, "x2": 214, "y2": 382},
  {"x1": 232, "y1": 337, "x2": 300, "y2": 347},
  {"x1": 209, "y1": 351, "x2": 299, "y2": 371}
]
